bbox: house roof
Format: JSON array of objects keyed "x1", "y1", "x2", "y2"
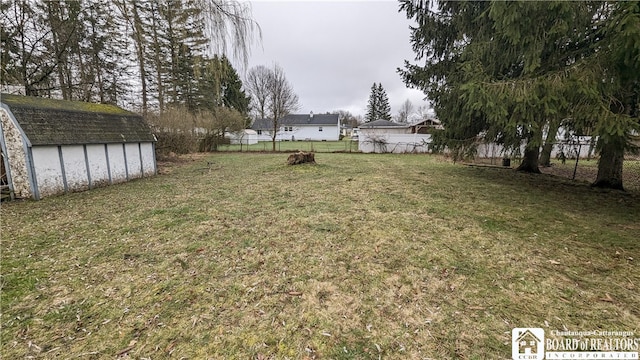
[
  {"x1": 251, "y1": 113, "x2": 338, "y2": 130},
  {"x1": 410, "y1": 118, "x2": 441, "y2": 126},
  {"x1": 358, "y1": 119, "x2": 407, "y2": 128},
  {"x1": 1, "y1": 93, "x2": 155, "y2": 146}
]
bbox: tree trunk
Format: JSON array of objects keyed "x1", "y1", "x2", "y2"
[
  {"x1": 47, "y1": 2, "x2": 69, "y2": 100},
  {"x1": 130, "y1": 2, "x2": 148, "y2": 115},
  {"x1": 150, "y1": 6, "x2": 164, "y2": 112},
  {"x1": 272, "y1": 113, "x2": 278, "y2": 151},
  {"x1": 593, "y1": 140, "x2": 624, "y2": 190},
  {"x1": 272, "y1": 132, "x2": 277, "y2": 151},
  {"x1": 517, "y1": 131, "x2": 542, "y2": 173},
  {"x1": 539, "y1": 119, "x2": 561, "y2": 167},
  {"x1": 517, "y1": 146, "x2": 542, "y2": 173}
]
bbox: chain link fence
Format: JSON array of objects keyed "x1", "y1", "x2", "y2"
[
  {"x1": 468, "y1": 141, "x2": 640, "y2": 192},
  {"x1": 217, "y1": 140, "x2": 360, "y2": 153}
]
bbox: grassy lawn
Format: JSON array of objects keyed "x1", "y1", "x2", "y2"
[
  {"x1": 218, "y1": 140, "x2": 359, "y2": 153},
  {"x1": 1, "y1": 153, "x2": 638, "y2": 359}
]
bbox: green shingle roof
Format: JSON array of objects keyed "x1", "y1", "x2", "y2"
[{"x1": 1, "y1": 94, "x2": 155, "y2": 146}]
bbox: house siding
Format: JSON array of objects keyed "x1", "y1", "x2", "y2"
[
  {"x1": 251, "y1": 114, "x2": 340, "y2": 142},
  {"x1": 289, "y1": 125, "x2": 339, "y2": 141},
  {"x1": 256, "y1": 125, "x2": 340, "y2": 142}
]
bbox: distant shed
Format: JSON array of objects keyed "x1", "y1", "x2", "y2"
[{"x1": 0, "y1": 94, "x2": 156, "y2": 200}]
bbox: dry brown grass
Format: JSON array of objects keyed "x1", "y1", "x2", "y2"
[{"x1": 1, "y1": 153, "x2": 638, "y2": 359}]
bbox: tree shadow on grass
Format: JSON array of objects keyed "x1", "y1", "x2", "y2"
[{"x1": 458, "y1": 165, "x2": 640, "y2": 225}]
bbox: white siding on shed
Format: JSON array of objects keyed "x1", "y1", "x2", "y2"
[
  {"x1": 107, "y1": 143, "x2": 127, "y2": 183},
  {"x1": 30, "y1": 142, "x2": 155, "y2": 197},
  {"x1": 140, "y1": 143, "x2": 156, "y2": 176},
  {"x1": 61, "y1": 145, "x2": 89, "y2": 191},
  {"x1": 124, "y1": 143, "x2": 142, "y2": 179},
  {"x1": 32, "y1": 146, "x2": 64, "y2": 197},
  {"x1": 1, "y1": 94, "x2": 157, "y2": 200},
  {"x1": 86, "y1": 144, "x2": 110, "y2": 187}
]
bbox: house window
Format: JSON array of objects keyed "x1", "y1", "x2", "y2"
[
  {"x1": 284, "y1": 126, "x2": 293, "y2": 132},
  {"x1": 257, "y1": 130, "x2": 262, "y2": 135},
  {"x1": 318, "y1": 126, "x2": 323, "y2": 132}
]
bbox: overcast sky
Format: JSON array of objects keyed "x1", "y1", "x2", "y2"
[{"x1": 242, "y1": 0, "x2": 429, "y2": 118}]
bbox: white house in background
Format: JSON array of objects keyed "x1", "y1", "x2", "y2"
[
  {"x1": 251, "y1": 112, "x2": 340, "y2": 141},
  {"x1": 225, "y1": 129, "x2": 259, "y2": 145},
  {"x1": 0, "y1": 93, "x2": 156, "y2": 200},
  {"x1": 358, "y1": 119, "x2": 437, "y2": 153}
]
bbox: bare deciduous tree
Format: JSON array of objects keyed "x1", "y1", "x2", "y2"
[
  {"x1": 332, "y1": 109, "x2": 358, "y2": 128},
  {"x1": 267, "y1": 64, "x2": 299, "y2": 151},
  {"x1": 396, "y1": 99, "x2": 414, "y2": 123},
  {"x1": 245, "y1": 65, "x2": 271, "y2": 120}
]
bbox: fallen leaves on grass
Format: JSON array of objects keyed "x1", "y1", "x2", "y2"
[
  {"x1": 116, "y1": 340, "x2": 137, "y2": 356},
  {"x1": 600, "y1": 293, "x2": 615, "y2": 303}
]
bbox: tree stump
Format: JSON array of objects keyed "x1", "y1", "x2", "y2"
[{"x1": 287, "y1": 151, "x2": 315, "y2": 165}]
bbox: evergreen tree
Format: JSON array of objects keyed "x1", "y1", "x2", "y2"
[
  {"x1": 377, "y1": 83, "x2": 392, "y2": 121},
  {"x1": 365, "y1": 83, "x2": 379, "y2": 122},
  {"x1": 83, "y1": 0, "x2": 129, "y2": 104},
  {"x1": 400, "y1": 1, "x2": 589, "y2": 170},
  {"x1": 193, "y1": 54, "x2": 250, "y2": 121},
  {"x1": 400, "y1": 0, "x2": 638, "y2": 186},
  {"x1": 365, "y1": 82, "x2": 392, "y2": 122},
  {"x1": 219, "y1": 55, "x2": 250, "y2": 115}
]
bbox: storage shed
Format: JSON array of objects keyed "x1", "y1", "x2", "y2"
[{"x1": 0, "y1": 94, "x2": 156, "y2": 200}]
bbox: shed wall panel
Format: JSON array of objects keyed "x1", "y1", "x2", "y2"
[
  {"x1": 107, "y1": 143, "x2": 127, "y2": 183},
  {"x1": 86, "y1": 144, "x2": 109, "y2": 187},
  {"x1": 125, "y1": 143, "x2": 142, "y2": 179},
  {"x1": 32, "y1": 146, "x2": 65, "y2": 197},
  {"x1": 61, "y1": 145, "x2": 89, "y2": 191},
  {"x1": 140, "y1": 142, "x2": 156, "y2": 176}
]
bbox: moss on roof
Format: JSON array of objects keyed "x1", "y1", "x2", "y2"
[
  {"x1": 1, "y1": 93, "x2": 155, "y2": 145},
  {"x1": 1, "y1": 93, "x2": 135, "y2": 115}
]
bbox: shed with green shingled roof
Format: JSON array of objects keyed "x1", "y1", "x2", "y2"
[{"x1": 0, "y1": 94, "x2": 156, "y2": 200}]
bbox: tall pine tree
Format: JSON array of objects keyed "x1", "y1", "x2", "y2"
[
  {"x1": 400, "y1": 0, "x2": 638, "y2": 187},
  {"x1": 365, "y1": 83, "x2": 379, "y2": 122},
  {"x1": 377, "y1": 83, "x2": 392, "y2": 121},
  {"x1": 365, "y1": 82, "x2": 392, "y2": 122}
]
